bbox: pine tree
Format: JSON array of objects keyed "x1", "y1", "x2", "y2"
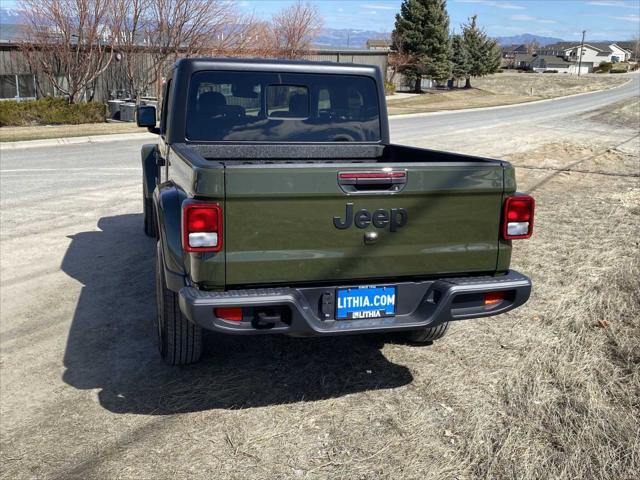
[
  {"x1": 461, "y1": 15, "x2": 502, "y2": 88},
  {"x1": 392, "y1": 0, "x2": 453, "y2": 92},
  {"x1": 451, "y1": 34, "x2": 471, "y2": 86}
]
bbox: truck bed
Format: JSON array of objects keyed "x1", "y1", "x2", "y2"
[{"x1": 170, "y1": 143, "x2": 513, "y2": 288}]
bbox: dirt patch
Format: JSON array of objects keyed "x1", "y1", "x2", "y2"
[
  {"x1": 584, "y1": 97, "x2": 640, "y2": 129},
  {"x1": 506, "y1": 141, "x2": 640, "y2": 179}
]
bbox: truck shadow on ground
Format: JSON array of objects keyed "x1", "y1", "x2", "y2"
[{"x1": 61, "y1": 214, "x2": 413, "y2": 414}]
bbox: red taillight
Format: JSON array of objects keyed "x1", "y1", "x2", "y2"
[
  {"x1": 214, "y1": 307, "x2": 243, "y2": 322},
  {"x1": 183, "y1": 203, "x2": 222, "y2": 252},
  {"x1": 502, "y1": 195, "x2": 535, "y2": 240},
  {"x1": 484, "y1": 291, "x2": 505, "y2": 305}
]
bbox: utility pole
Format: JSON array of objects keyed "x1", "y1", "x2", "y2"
[{"x1": 578, "y1": 30, "x2": 586, "y2": 76}]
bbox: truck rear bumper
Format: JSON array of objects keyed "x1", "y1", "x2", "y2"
[{"x1": 178, "y1": 270, "x2": 532, "y2": 336}]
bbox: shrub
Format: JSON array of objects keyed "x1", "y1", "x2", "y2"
[
  {"x1": 597, "y1": 61, "x2": 613, "y2": 73},
  {"x1": 0, "y1": 97, "x2": 106, "y2": 127},
  {"x1": 610, "y1": 69, "x2": 627, "y2": 74},
  {"x1": 543, "y1": 70, "x2": 558, "y2": 73},
  {"x1": 384, "y1": 80, "x2": 395, "y2": 96}
]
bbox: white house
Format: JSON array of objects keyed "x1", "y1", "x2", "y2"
[
  {"x1": 559, "y1": 42, "x2": 632, "y2": 72},
  {"x1": 607, "y1": 43, "x2": 633, "y2": 62},
  {"x1": 530, "y1": 55, "x2": 589, "y2": 74}
]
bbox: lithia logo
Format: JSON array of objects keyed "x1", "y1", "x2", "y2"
[{"x1": 333, "y1": 203, "x2": 408, "y2": 232}]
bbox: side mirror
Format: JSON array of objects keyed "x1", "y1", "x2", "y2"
[{"x1": 136, "y1": 105, "x2": 159, "y2": 133}]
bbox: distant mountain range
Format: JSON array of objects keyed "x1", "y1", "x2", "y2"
[
  {"x1": 316, "y1": 31, "x2": 569, "y2": 49},
  {"x1": 315, "y1": 29, "x2": 389, "y2": 49},
  {"x1": 494, "y1": 33, "x2": 565, "y2": 47}
]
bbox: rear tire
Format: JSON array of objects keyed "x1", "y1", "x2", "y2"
[
  {"x1": 143, "y1": 196, "x2": 156, "y2": 238},
  {"x1": 155, "y1": 243, "x2": 203, "y2": 365},
  {"x1": 402, "y1": 322, "x2": 449, "y2": 345}
]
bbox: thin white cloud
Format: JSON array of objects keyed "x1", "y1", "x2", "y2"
[
  {"x1": 608, "y1": 14, "x2": 640, "y2": 22},
  {"x1": 511, "y1": 14, "x2": 557, "y2": 24},
  {"x1": 456, "y1": 0, "x2": 526, "y2": 10},
  {"x1": 362, "y1": 3, "x2": 396, "y2": 10},
  {"x1": 587, "y1": 1, "x2": 639, "y2": 8},
  {"x1": 511, "y1": 14, "x2": 536, "y2": 21}
]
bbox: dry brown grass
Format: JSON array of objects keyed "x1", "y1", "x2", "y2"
[
  {"x1": 455, "y1": 211, "x2": 640, "y2": 479},
  {"x1": 586, "y1": 97, "x2": 640, "y2": 130},
  {"x1": 0, "y1": 122, "x2": 145, "y2": 142},
  {"x1": 473, "y1": 70, "x2": 631, "y2": 97},
  {"x1": 387, "y1": 71, "x2": 631, "y2": 115}
]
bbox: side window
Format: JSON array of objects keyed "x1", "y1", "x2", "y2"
[
  {"x1": 318, "y1": 88, "x2": 331, "y2": 110},
  {"x1": 160, "y1": 79, "x2": 172, "y2": 135},
  {"x1": 267, "y1": 85, "x2": 309, "y2": 118},
  {"x1": 348, "y1": 88, "x2": 364, "y2": 109}
]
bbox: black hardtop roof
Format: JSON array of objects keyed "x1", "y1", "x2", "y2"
[
  {"x1": 172, "y1": 57, "x2": 381, "y2": 77},
  {"x1": 163, "y1": 57, "x2": 389, "y2": 145}
]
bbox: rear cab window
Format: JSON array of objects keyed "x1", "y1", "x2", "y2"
[{"x1": 186, "y1": 71, "x2": 380, "y2": 142}]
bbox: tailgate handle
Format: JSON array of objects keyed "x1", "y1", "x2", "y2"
[{"x1": 338, "y1": 171, "x2": 407, "y2": 193}]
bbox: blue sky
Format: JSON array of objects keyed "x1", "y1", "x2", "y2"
[
  {"x1": 2, "y1": 0, "x2": 639, "y2": 40},
  {"x1": 237, "y1": 0, "x2": 640, "y2": 40}
]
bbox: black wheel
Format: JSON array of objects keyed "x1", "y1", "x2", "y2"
[
  {"x1": 402, "y1": 322, "x2": 449, "y2": 345},
  {"x1": 155, "y1": 243, "x2": 203, "y2": 365},
  {"x1": 143, "y1": 195, "x2": 156, "y2": 238}
]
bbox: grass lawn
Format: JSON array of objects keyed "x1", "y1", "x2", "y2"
[
  {"x1": 0, "y1": 122, "x2": 147, "y2": 143},
  {"x1": 387, "y1": 71, "x2": 632, "y2": 115}
]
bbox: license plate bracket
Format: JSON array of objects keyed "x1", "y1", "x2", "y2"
[{"x1": 335, "y1": 285, "x2": 396, "y2": 320}]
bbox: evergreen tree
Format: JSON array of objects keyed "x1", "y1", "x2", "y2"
[
  {"x1": 450, "y1": 34, "x2": 471, "y2": 86},
  {"x1": 461, "y1": 15, "x2": 502, "y2": 88},
  {"x1": 392, "y1": 0, "x2": 452, "y2": 92}
]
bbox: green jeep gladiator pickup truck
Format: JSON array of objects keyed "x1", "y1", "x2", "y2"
[{"x1": 137, "y1": 58, "x2": 534, "y2": 365}]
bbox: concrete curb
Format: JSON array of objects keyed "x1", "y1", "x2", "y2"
[
  {"x1": 0, "y1": 131, "x2": 156, "y2": 150},
  {"x1": 388, "y1": 76, "x2": 635, "y2": 120}
]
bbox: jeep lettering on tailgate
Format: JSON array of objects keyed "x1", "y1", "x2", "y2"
[{"x1": 333, "y1": 203, "x2": 408, "y2": 231}]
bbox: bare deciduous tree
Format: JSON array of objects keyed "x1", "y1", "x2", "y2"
[
  {"x1": 113, "y1": 0, "x2": 256, "y2": 101},
  {"x1": 113, "y1": 0, "x2": 152, "y2": 99},
  {"x1": 270, "y1": 1, "x2": 322, "y2": 59},
  {"x1": 525, "y1": 40, "x2": 539, "y2": 55},
  {"x1": 19, "y1": 0, "x2": 122, "y2": 103},
  {"x1": 143, "y1": 0, "x2": 245, "y2": 99},
  {"x1": 19, "y1": 0, "x2": 324, "y2": 103},
  {"x1": 388, "y1": 51, "x2": 419, "y2": 84}
]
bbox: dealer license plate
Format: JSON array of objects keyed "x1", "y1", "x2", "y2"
[{"x1": 335, "y1": 286, "x2": 396, "y2": 320}]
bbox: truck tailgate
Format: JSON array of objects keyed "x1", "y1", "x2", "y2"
[{"x1": 223, "y1": 162, "x2": 504, "y2": 286}]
